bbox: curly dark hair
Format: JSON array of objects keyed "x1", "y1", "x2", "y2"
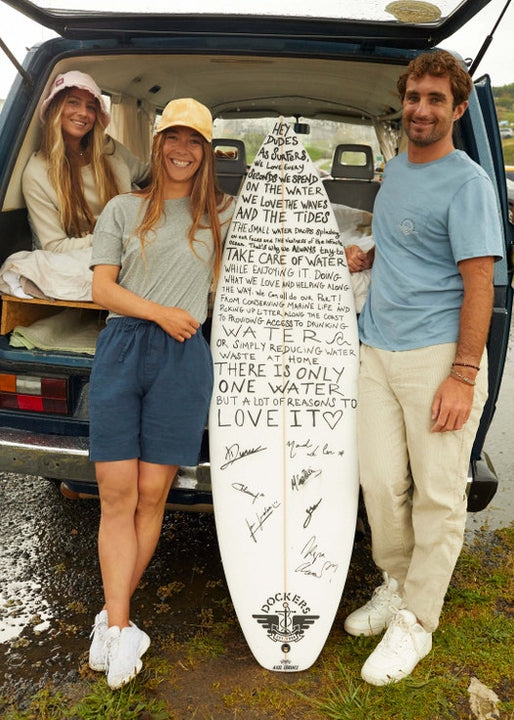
[{"x1": 397, "y1": 50, "x2": 473, "y2": 108}]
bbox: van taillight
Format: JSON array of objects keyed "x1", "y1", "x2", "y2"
[{"x1": 0, "y1": 373, "x2": 68, "y2": 414}]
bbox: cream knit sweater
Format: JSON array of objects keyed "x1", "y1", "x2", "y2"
[{"x1": 22, "y1": 136, "x2": 149, "y2": 254}]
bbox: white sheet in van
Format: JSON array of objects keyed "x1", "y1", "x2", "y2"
[{"x1": 0, "y1": 248, "x2": 92, "y2": 301}]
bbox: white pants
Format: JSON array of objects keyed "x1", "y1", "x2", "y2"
[{"x1": 357, "y1": 343, "x2": 488, "y2": 632}]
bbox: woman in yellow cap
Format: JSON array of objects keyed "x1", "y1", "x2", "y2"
[
  {"x1": 87, "y1": 98, "x2": 234, "y2": 689},
  {"x1": 22, "y1": 70, "x2": 148, "y2": 253}
]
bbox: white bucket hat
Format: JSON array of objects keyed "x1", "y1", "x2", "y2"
[{"x1": 40, "y1": 71, "x2": 110, "y2": 128}]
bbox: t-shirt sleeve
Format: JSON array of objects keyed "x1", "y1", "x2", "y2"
[
  {"x1": 449, "y1": 174, "x2": 504, "y2": 263},
  {"x1": 90, "y1": 197, "x2": 126, "y2": 269}
]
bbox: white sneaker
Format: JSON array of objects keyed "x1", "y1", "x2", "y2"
[
  {"x1": 105, "y1": 622, "x2": 151, "y2": 690},
  {"x1": 361, "y1": 609, "x2": 432, "y2": 686},
  {"x1": 344, "y1": 573, "x2": 402, "y2": 636},
  {"x1": 89, "y1": 609, "x2": 108, "y2": 671}
]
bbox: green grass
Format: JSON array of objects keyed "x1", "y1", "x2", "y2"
[
  {"x1": 503, "y1": 137, "x2": 514, "y2": 165},
  {"x1": 1, "y1": 680, "x2": 171, "y2": 720},
  {"x1": 1, "y1": 525, "x2": 512, "y2": 720},
  {"x1": 68, "y1": 680, "x2": 170, "y2": 720}
]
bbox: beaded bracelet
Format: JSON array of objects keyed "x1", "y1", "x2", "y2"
[
  {"x1": 452, "y1": 362, "x2": 480, "y2": 372},
  {"x1": 450, "y1": 368, "x2": 476, "y2": 386}
]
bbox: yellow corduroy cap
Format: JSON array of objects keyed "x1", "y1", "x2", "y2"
[{"x1": 156, "y1": 98, "x2": 213, "y2": 142}]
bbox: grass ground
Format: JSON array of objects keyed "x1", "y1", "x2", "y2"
[
  {"x1": 1, "y1": 522, "x2": 512, "y2": 720},
  {"x1": 502, "y1": 137, "x2": 514, "y2": 165}
]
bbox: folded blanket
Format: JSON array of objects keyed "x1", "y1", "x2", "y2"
[{"x1": 9, "y1": 308, "x2": 103, "y2": 355}]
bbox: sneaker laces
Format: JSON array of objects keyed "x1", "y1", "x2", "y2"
[
  {"x1": 366, "y1": 574, "x2": 399, "y2": 610},
  {"x1": 380, "y1": 611, "x2": 421, "y2": 656},
  {"x1": 89, "y1": 613, "x2": 106, "y2": 640}
]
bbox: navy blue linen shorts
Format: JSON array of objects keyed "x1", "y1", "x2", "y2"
[{"x1": 89, "y1": 317, "x2": 213, "y2": 465}]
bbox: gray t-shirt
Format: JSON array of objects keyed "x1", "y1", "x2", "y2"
[{"x1": 91, "y1": 193, "x2": 233, "y2": 324}]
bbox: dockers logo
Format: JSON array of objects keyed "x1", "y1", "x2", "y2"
[{"x1": 252, "y1": 592, "x2": 319, "y2": 646}]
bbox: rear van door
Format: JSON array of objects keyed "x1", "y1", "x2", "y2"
[{"x1": 0, "y1": 0, "x2": 511, "y2": 511}]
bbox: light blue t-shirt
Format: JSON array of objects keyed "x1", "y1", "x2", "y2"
[{"x1": 358, "y1": 150, "x2": 504, "y2": 351}]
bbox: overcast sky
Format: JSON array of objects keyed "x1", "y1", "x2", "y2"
[{"x1": 0, "y1": 0, "x2": 513, "y2": 98}]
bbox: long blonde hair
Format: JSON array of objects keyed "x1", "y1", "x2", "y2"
[
  {"x1": 40, "y1": 89, "x2": 120, "y2": 237},
  {"x1": 134, "y1": 131, "x2": 231, "y2": 287}
]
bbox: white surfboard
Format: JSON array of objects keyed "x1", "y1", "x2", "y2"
[{"x1": 209, "y1": 120, "x2": 360, "y2": 672}]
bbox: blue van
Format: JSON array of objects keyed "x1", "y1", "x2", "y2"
[{"x1": 0, "y1": 0, "x2": 512, "y2": 510}]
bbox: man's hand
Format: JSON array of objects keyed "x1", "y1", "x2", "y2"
[{"x1": 431, "y1": 375, "x2": 474, "y2": 432}]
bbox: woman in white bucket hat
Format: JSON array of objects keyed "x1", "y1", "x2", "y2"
[{"x1": 22, "y1": 70, "x2": 149, "y2": 254}]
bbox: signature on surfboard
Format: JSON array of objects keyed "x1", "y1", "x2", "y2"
[
  {"x1": 286, "y1": 439, "x2": 344, "y2": 459},
  {"x1": 232, "y1": 482, "x2": 265, "y2": 504},
  {"x1": 303, "y1": 498, "x2": 322, "y2": 528},
  {"x1": 246, "y1": 501, "x2": 281, "y2": 543},
  {"x1": 220, "y1": 442, "x2": 267, "y2": 469},
  {"x1": 291, "y1": 467, "x2": 322, "y2": 491},
  {"x1": 295, "y1": 535, "x2": 339, "y2": 579}
]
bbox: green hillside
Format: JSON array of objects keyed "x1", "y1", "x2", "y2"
[
  {"x1": 493, "y1": 83, "x2": 514, "y2": 125},
  {"x1": 493, "y1": 84, "x2": 514, "y2": 164}
]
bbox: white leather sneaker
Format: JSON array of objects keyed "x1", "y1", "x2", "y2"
[
  {"x1": 344, "y1": 573, "x2": 402, "y2": 636},
  {"x1": 360, "y1": 609, "x2": 432, "y2": 686},
  {"x1": 105, "y1": 622, "x2": 151, "y2": 690},
  {"x1": 88, "y1": 609, "x2": 108, "y2": 671}
]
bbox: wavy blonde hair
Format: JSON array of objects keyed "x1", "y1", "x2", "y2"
[
  {"x1": 133, "y1": 131, "x2": 231, "y2": 288},
  {"x1": 40, "y1": 89, "x2": 120, "y2": 236}
]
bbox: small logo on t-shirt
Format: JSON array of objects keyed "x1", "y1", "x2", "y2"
[{"x1": 399, "y1": 217, "x2": 417, "y2": 238}]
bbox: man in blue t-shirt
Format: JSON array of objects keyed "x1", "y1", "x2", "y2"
[{"x1": 343, "y1": 50, "x2": 503, "y2": 685}]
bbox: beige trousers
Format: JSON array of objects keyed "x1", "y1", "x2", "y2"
[{"x1": 357, "y1": 342, "x2": 488, "y2": 632}]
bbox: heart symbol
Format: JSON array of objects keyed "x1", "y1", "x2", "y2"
[{"x1": 323, "y1": 410, "x2": 343, "y2": 429}]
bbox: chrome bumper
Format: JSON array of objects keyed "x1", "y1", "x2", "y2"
[
  {"x1": 0, "y1": 427, "x2": 496, "y2": 512},
  {"x1": 0, "y1": 427, "x2": 213, "y2": 508},
  {"x1": 0, "y1": 427, "x2": 94, "y2": 481}
]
